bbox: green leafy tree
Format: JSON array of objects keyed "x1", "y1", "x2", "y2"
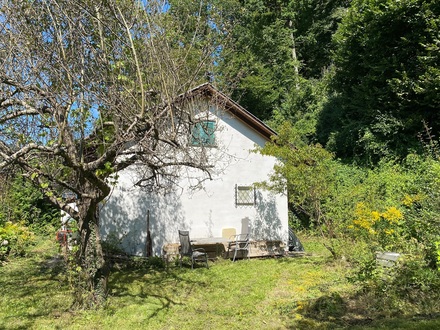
[
  {"x1": 319, "y1": 0, "x2": 440, "y2": 162},
  {"x1": 259, "y1": 124, "x2": 440, "y2": 266},
  {"x1": 257, "y1": 123, "x2": 339, "y2": 249},
  {"x1": 271, "y1": 74, "x2": 332, "y2": 142},
  {"x1": 0, "y1": 174, "x2": 59, "y2": 229},
  {"x1": 0, "y1": 172, "x2": 56, "y2": 261},
  {"x1": 217, "y1": 0, "x2": 348, "y2": 120}
]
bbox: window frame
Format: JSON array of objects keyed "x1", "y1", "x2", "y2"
[{"x1": 235, "y1": 185, "x2": 256, "y2": 207}]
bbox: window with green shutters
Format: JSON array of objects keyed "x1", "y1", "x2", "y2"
[{"x1": 191, "y1": 120, "x2": 216, "y2": 146}]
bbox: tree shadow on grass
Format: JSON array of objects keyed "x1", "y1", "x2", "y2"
[
  {"x1": 38, "y1": 254, "x2": 66, "y2": 277},
  {"x1": 1, "y1": 255, "x2": 65, "y2": 295},
  {"x1": 0, "y1": 254, "x2": 70, "y2": 330},
  {"x1": 108, "y1": 266, "x2": 210, "y2": 320}
]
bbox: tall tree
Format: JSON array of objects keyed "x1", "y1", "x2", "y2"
[
  {"x1": 216, "y1": 0, "x2": 349, "y2": 121},
  {"x1": 318, "y1": 0, "x2": 440, "y2": 163},
  {"x1": 0, "y1": 0, "x2": 225, "y2": 307}
]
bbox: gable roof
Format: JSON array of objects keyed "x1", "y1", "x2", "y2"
[{"x1": 181, "y1": 83, "x2": 277, "y2": 141}]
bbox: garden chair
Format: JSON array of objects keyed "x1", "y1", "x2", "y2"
[
  {"x1": 227, "y1": 233, "x2": 250, "y2": 262},
  {"x1": 178, "y1": 230, "x2": 209, "y2": 269}
]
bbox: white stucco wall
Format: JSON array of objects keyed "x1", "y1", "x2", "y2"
[{"x1": 99, "y1": 104, "x2": 288, "y2": 256}]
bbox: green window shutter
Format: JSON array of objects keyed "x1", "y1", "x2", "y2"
[{"x1": 192, "y1": 121, "x2": 215, "y2": 146}]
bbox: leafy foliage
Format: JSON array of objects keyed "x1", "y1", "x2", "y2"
[
  {"x1": 0, "y1": 221, "x2": 35, "y2": 261},
  {"x1": 319, "y1": 0, "x2": 440, "y2": 162},
  {"x1": 0, "y1": 173, "x2": 58, "y2": 262},
  {"x1": 258, "y1": 122, "x2": 440, "y2": 271},
  {"x1": 0, "y1": 174, "x2": 59, "y2": 229},
  {"x1": 217, "y1": 0, "x2": 348, "y2": 120},
  {"x1": 257, "y1": 123, "x2": 338, "y2": 243}
]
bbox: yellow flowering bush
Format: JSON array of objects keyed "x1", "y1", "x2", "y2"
[
  {"x1": 402, "y1": 194, "x2": 423, "y2": 207},
  {"x1": 352, "y1": 203, "x2": 404, "y2": 249},
  {"x1": 381, "y1": 207, "x2": 403, "y2": 223},
  {"x1": 352, "y1": 202, "x2": 375, "y2": 233},
  {"x1": 0, "y1": 221, "x2": 35, "y2": 260}
]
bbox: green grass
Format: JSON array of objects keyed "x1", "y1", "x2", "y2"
[{"x1": 1, "y1": 235, "x2": 439, "y2": 329}]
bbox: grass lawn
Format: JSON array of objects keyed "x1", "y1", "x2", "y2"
[{"x1": 1, "y1": 235, "x2": 439, "y2": 329}]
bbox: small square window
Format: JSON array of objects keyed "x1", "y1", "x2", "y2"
[
  {"x1": 191, "y1": 120, "x2": 216, "y2": 146},
  {"x1": 235, "y1": 185, "x2": 255, "y2": 207}
]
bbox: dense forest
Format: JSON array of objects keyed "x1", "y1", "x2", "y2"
[
  {"x1": 215, "y1": 0, "x2": 439, "y2": 162},
  {"x1": 1, "y1": 0, "x2": 439, "y2": 308}
]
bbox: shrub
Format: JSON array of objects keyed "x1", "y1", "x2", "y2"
[
  {"x1": 364, "y1": 257, "x2": 440, "y2": 315},
  {"x1": 0, "y1": 174, "x2": 60, "y2": 234},
  {"x1": 0, "y1": 221, "x2": 35, "y2": 261}
]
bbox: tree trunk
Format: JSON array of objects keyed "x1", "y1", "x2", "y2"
[
  {"x1": 288, "y1": 19, "x2": 300, "y2": 90},
  {"x1": 69, "y1": 197, "x2": 110, "y2": 309}
]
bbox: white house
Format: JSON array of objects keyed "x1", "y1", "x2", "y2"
[{"x1": 99, "y1": 83, "x2": 288, "y2": 257}]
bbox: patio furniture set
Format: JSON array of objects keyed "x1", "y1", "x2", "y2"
[{"x1": 178, "y1": 229, "x2": 250, "y2": 268}]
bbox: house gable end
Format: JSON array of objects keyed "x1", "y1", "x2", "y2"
[{"x1": 178, "y1": 83, "x2": 277, "y2": 141}]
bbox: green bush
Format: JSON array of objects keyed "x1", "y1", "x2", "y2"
[
  {"x1": 0, "y1": 175, "x2": 59, "y2": 235},
  {"x1": 0, "y1": 221, "x2": 35, "y2": 261},
  {"x1": 363, "y1": 257, "x2": 440, "y2": 315},
  {"x1": 102, "y1": 232, "x2": 125, "y2": 255},
  {"x1": 393, "y1": 259, "x2": 440, "y2": 297}
]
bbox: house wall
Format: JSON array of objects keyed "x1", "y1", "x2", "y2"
[{"x1": 99, "y1": 104, "x2": 288, "y2": 256}]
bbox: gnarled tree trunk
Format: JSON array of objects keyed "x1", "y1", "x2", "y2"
[{"x1": 69, "y1": 188, "x2": 110, "y2": 308}]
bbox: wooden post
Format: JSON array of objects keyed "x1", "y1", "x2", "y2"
[{"x1": 146, "y1": 210, "x2": 152, "y2": 257}]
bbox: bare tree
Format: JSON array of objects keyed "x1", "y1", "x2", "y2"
[{"x1": 0, "y1": 0, "x2": 227, "y2": 307}]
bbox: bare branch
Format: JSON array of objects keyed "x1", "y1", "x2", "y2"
[
  {"x1": 0, "y1": 100, "x2": 50, "y2": 123},
  {"x1": 0, "y1": 142, "x2": 62, "y2": 168},
  {"x1": 114, "y1": 4, "x2": 145, "y2": 118}
]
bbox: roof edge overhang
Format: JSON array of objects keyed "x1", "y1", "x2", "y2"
[{"x1": 179, "y1": 83, "x2": 277, "y2": 141}]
